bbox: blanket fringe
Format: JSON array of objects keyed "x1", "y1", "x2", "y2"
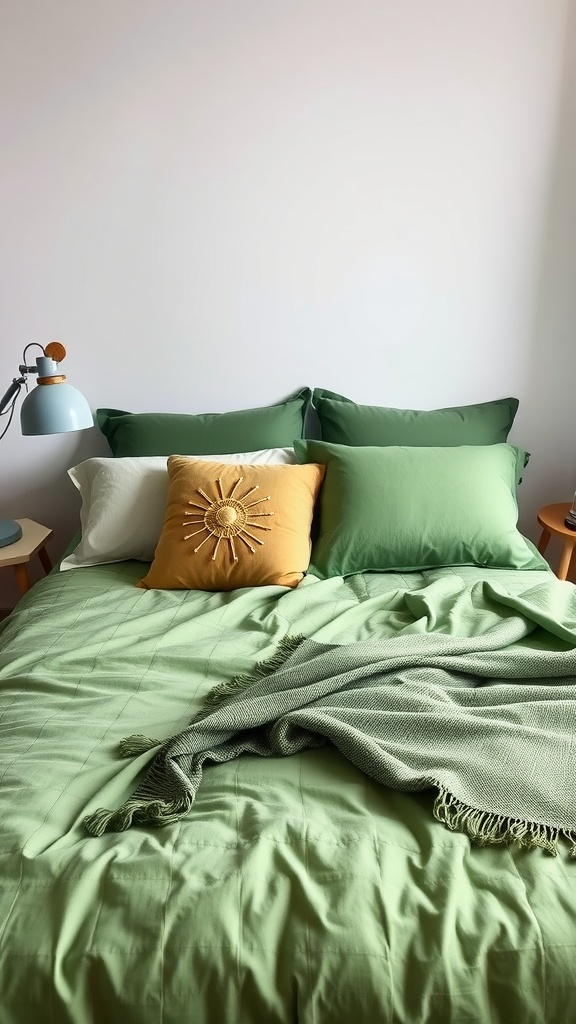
[
  {"x1": 118, "y1": 734, "x2": 161, "y2": 757},
  {"x1": 434, "y1": 786, "x2": 576, "y2": 857},
  {"x1": 201, "y1": 634, "x2": 307, "y2": 713},
  {"x1": 84, "y1": 796, "x2": 192, "y2": 836}
]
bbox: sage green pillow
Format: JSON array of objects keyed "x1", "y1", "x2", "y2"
[
  {"x1": 294, "y1": 439, "x2": 545, "y2": 579},
  {"x1": 312, "y1": 389, "x2": 519, "y2": 446},
  {"x1": 97, "y1": 389, "x2": 311, "y2": 457}
]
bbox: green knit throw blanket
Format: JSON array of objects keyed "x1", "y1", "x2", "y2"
[{"x1": 84, "y1": 621, "x2": 576, "y2": 856}]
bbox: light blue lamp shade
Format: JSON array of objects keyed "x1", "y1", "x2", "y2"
[{"x1": 20, "y1": 382, "x2": 93, "y2": 435}]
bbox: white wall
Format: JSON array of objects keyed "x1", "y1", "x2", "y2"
[{"x1": 1, "y1": 0, "x2": 575, "y2": 604}]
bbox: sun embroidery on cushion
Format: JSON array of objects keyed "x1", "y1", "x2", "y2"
[{"x1": 182, "y1": 477, "x2": 274, "y2": 561}]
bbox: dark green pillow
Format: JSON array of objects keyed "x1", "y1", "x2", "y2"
[
  {"x1": 294, "y1": 439, "x2": 544, "y2": 579},
  {"x1": 97, "y1": 389, "x2": 311, "y2": 457},
  {"x1": 312, "y1": 389, "x2": 519, "y2": 446}
]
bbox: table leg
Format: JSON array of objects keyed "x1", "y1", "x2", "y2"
[
  {"x1": 557, "y1": 541, "x2": 576, "y2": 581},
  {"x1": 14, "y1": 563, "x2": 31, "y2": 594},
  {"x1": 537, "y1": 528, "x2": 551, "y2": 554},
  {"x1": 38, "y1": 546, "x2": 52, "y2": 574}
]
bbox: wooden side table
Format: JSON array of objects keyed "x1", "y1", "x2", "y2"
[
  {"x1": 536, "y1": 503, "x2": 576, "y2": 581},
  {"x1": 0, "y1": 519, "x2": 53, "y2": 594}
]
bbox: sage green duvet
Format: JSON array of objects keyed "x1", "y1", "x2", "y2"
[{"x1": 1, "y1": 561, "x2": 576, "y2": 1023}]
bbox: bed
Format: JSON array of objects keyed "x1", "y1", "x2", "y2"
[{"x1": 1, "y1": 388, "x2": 575, "y2": 1024}]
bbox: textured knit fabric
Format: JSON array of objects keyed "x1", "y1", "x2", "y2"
[{"x1": 85, "y1": 580, "x2": 576, "y2": 854}]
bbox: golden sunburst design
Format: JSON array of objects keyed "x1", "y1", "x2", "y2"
[{"x1": 182, "y1": 476, "x2": 274, "y2": 562}]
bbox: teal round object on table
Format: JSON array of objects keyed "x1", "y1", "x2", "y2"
[{"x1": 0, "y1": 519, "x2": 23, "y2": 548}]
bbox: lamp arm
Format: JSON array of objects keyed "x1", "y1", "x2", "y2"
[
  {"x1": 0, "y1": 343, "x2": 44, "y2": 418},
  {"x1": 0, "y1": 376, "x2": 26, "y2": 416}
]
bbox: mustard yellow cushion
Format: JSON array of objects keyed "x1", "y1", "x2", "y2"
[{"x1": 138, "y1": 456, "x2": 325, "y2": 591}]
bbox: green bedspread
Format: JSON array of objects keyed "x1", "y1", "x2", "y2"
[{"x1": 1, "y1": 561, "x2": 576, "y2": 1023}]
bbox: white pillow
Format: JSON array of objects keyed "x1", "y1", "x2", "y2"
[{"x1": 61, "y1": 449, "x2": 296, "y2": 570}]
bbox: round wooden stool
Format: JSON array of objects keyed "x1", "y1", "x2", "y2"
[{"x1": 536, "y1": 502, "x2": 576, "y2": 580}]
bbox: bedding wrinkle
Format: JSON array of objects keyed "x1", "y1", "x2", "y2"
[
  {"x1": 299, "y1": 747, "x2": 313, "y2": 1023},
  {"x1": 225, "y1": 759, "x2": 300, "y2": 1024},
  {"x1": 395, "y1": 846, "x2": 547, "y2": 1022},
  {"x1": 158, "y1": 820, "x2": 180, "y2": 1024},
  {"x1": 371, "y1": 819, "x2": 395, "y2": 1023},
  {"x1": 505, "y1": 852, "x2": 572, "y2": 1019}
]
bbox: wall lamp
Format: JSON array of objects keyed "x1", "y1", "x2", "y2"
[{"x1": 0, "y1": 341, "x2": 92, "y2": 548}]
